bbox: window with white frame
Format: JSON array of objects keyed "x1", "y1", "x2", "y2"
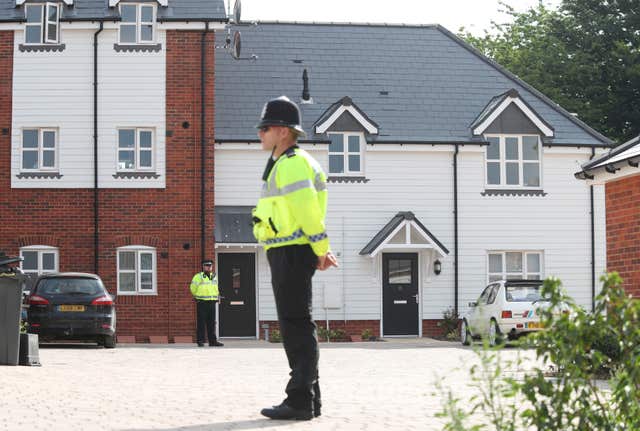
[
  {"x1": 117, "y1": 246, "x2": 156, "y2": 294},
  {"x1": 22, "y1": 128, "x2": 57, "y2": 171},
  {"x1": 487, "y1": 251, "x2": 543, "y2": 283},
  {"x1": 119, "y1": 3, "x2": 156, "y2": 44},
  {"x1": 328, "y1": 132, "x2": 364, "y2": 175},
  {"x1": 485, "y1": 135, "x2": 541, "y2": 188},
  {"x1": 20, "y1": 246, "x2": 58, "y2": 277},
  {"x1": 117, "y1": 128, "x2": 154, "y2": 171},
  {"x1": 25, "y1": 3, "x2": 60, "y2": 44}
]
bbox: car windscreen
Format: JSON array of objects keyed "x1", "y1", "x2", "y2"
[
  {"x1": 505, "y1": 285, "x2": 545, "y2": 302},
  {"x1": 37, "y1": 278, "x2": 103, "y2": 296}
]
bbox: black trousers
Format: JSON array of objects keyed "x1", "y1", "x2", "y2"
[
  {"x1": 267, "y1": 244, "x2": 321, "y2": 412},
  {"x1": 196, "y1": 300, "x2": 218, "y2": 344}
]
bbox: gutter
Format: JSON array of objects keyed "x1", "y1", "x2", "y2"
[
  {"x1": 93, "y1": 21, "x2": 103, "y2": 274},
  {"x1": 590, "y1": 147, "x2": 595, "y2": 312},
  {"x1": 453, "y1": 144, "x2": 459, "y2": 316},
  {"x1": 200, "y1": 22, "x2": 210, "y2": 262}
]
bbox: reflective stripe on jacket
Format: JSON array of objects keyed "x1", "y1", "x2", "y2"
[
  {"x1": 252, "y1": 147, "x2": 330, "y2": 256},
  {"x1": 190, "y1": 272, "x2": 219, "y2": 301}
]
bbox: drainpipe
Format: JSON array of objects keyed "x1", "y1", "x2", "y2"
[
  {"x1": 453, "y1": 144, "x2": 459, "y2": 316},
  {"x1": 200, "y1": 22, "x2": 210, "y2": 263},
  {"x1": 93, "y1": 22, "x2": 103, "y2": 274},
  {"x1": 590, "y1": 147, "x2": 596, "y2": 312}
]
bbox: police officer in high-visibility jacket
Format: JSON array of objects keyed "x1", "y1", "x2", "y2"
[
  {"x1": 254, "y1": 96, "x2": 339, "y2": 421},
  {"x1": 190, "y1": 259, "x2": 223, "y2": 347}
]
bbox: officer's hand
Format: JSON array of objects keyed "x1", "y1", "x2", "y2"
[{"x1": 317, "y1": 252, "x2": 339, "y2": 271}]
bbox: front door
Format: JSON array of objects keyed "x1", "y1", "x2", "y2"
[
  {"x1": 382, "y1": 253, "x2": 419, "y2": 336},
  {"x1": 218, "y1": 253, "x2": 256, "y2": 337}
]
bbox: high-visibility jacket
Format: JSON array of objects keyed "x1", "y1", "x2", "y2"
[
  {"x1": 253, "y1": 146, "x2": 330, "y2": 256},
  {"x1": 190, "y1": 272, "x2": 219, "y2": 301}
]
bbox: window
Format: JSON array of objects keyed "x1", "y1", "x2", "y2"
[
  {"x1": 485, "y1": 135, "x2": 541, "y2": 188},
  {"x1": 20, "y1": 246, "x2": 58, "y2": 292},
  {"x1": 488, "y1": 251, "x2": 542, "y2": 283},
  {"x1": 119, "y1": 3, "x2": 155, "y2": 44},
  {"x1": 118, "y1": 128, "x2": 154, "y2": 171},
  {"x1": 117, "y1": 247, "x2": 156, "y2": 294},
  {"x1": 22, "y1": 128, "x2": 57, "y2": 171},
  {"x1": 25, "y1": 3, "x2": 59, "y2": 44},
  {"x1": 328, "y1": 133, "x2": 364, "y2": 176}
]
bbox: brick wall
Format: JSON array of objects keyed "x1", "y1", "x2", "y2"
[
  {"x1": 0, "y1": 30, "x2": 216, "y2": 342},
  {"x1": 259, "y1": 320, "x2": 448, "y2": 340},
  {"x1": 606, "y1": 175, "x2": 640, "y2": 297}
]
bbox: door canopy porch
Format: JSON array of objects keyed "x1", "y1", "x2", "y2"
[{"x1": 359, "y1": 211, "x2": 449, "y2": 258}]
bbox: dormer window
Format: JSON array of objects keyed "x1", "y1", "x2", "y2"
[
  {"x1": 119, "y1": 3, "x2": 156, "y2": 44},
  {"x1": 25, "y1": 3, "x2": 59, "y2": 44},
  {"x1": 328, "y1": 132, "x2": 364, "y2": 176}
]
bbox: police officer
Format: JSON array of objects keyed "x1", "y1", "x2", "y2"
[
  {"x1": 190, "y1": 259, "x2": 224, "y2": 347},
  {"x1": 253, "y1": 96, "x2": 338, "y2": 421}
]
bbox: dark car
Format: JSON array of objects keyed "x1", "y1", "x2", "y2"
[{"x1": 27, "y1": 273, "x2": 116, "y2": 348}]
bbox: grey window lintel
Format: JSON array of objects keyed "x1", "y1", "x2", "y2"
[
  {"x1": 481, "y1": 189, "x2": 547, "y2": 197},
  {"x1": 114, "y1": 43, "x2": 162, "y2": 53},
  {"x1": 19, "y1": 44, "x2": 66, "y2": 52}
]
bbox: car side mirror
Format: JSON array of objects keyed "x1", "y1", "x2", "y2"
[{"x1": 468, "y1": 301, "x2": 477, "y2": 307}]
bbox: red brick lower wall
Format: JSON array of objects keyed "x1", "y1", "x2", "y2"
[
  {"x1": 606, "y1": 176, "x2": 640, "y2": 297},
  {"x1": 258, "y1": 320, "x2": 448, "y2": 340}
]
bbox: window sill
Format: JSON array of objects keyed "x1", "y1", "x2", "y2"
[
  {"x1": 113, "y1": 172, "x2": 160, "y2": 179},
  {"x1": 19, "y1": 43, "x2": 66, "y2": 52},
  {"x1": 116, "y1": 292, "x2": 158, "y2": 296},
  {"x1": 481, "y1": 189, "x2": 547, "y2": 197},
  {"x1": 16, "y1": 172, "x2": 62, "y2": 179},
  {"x1": 327, "y1": 176, "x2": 369, "y2": 184},
  {"x1": 114, "y1": 43, "x2": 162, "y2": 53}
]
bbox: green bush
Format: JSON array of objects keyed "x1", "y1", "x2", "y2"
[
  {"x1": 361, "y1": 328, "x2": 374, "y2": 341},
  {"x1": 438, "y1": 273, "x2": 640, "y2": 431},
  {"x1": 269, "y1": 329, "x2": 282, "y2": 343},
  {"x1": 438, "y1": 307, "x2": 460, "y2": 340}
]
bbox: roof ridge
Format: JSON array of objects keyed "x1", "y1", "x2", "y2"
[{"x1": 246, "y1": 20, "x2": 440, "y2": 29}]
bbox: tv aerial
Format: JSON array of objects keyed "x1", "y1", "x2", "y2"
[{"x1": 221, "y1": 0, "x2": 258, "y2": 61}]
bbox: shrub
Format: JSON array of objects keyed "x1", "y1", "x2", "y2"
[
  {"x1": 361, "y1": 328, "x2": 374, "y2": 341},
  {"x1": 437, "y1": 307, "x2": 459, "y2": 340},
  {"x1": 438, "y1": 273, "x2": 640, "y2": 431},
  {"x1": 269, "y1": 329, "x2": 282, "y2": 343}
]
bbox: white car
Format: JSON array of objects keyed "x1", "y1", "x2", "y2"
[{"x1": 461, "y1": 279, "x2": 549, "y2": 346}]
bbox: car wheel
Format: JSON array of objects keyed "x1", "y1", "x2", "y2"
[
  {"x1": 461, "y1": 319, "x2": 471, "y2": 346},
  {"x1": 103, "y1": 335, "x2": 116, "y2": 349},
  {"x1": 488, "y1": 319, "x2": 503, "y2": 347}
]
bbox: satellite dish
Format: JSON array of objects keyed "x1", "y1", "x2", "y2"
[
  {"x1": 232, "y1": 31, "x2": 241, "y2": 59},
  {"x1": 233, "y1": 0, "x2": 241, "y2": 24}
]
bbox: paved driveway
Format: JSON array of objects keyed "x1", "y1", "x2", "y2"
[{"x1": 0, "y1": 339, "x2": 536, "y2": 430}]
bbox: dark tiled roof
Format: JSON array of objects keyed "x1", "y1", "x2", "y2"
[
  {"x1": 575, "y1": 135, "x2": 640, "y2": 180},
  {"x1": 214, "y1": 206, "x2": 256, "y2": 244},
  {"x1": 0, "y1": 0, "x2": 227, "y2": 22},
  {"x1": 359, "y1": 211, "x2": 449, "y2": 256},
  {"x1": 214, "y1": 22, "x2": 612, "y2": 146}
]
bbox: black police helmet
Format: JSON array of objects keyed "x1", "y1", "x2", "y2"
[
  {"x1": 202, "y1": 259, "x2": 213, "y2": 266},
  {"x1": 256, "y1": 96, "x2": 306, "y2": 137}
]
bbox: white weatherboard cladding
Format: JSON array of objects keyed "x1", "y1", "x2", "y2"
[
  {"x1": 11, "y1": 29, "x2": 166, "y2": 188},
  {"x1": 216, "y1": 143, "x2": 606, "y2": 323},
  {"x1": 215, "y1": 145, "x2": 455, "y2": 321},
  {"x1": 456, "y1": 148, "x2": 606, "y2": 315}
]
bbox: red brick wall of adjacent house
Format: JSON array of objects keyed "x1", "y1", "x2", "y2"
[
  {"x1": 606, "y1": 175, "x2": 640, "y2": 298},
  {"x1": 0, "y1": 30, "x2": 216, "y2": 342}
]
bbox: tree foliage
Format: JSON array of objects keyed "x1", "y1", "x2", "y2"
[{"x1": 461, "y1": 1, "x2": 640, "y2": 144}]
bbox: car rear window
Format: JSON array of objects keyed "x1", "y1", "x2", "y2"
[
  {"x1": 505, "y1": 285, "x2": 544, "y2": 302},
  {"x1": 37, "y1": 278, "x2": 103, "y2": 296}
]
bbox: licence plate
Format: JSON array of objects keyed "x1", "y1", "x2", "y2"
[
  {"x1": 58, "y1": 305, "x2": 85, "y2": 312},
  {"x1": 527, "y1": 321, "x2": 543, "y2": 329}
]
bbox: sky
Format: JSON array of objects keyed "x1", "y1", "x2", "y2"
[{"x1": 229, "y1": 0, "x2": 562, "y2": 35}]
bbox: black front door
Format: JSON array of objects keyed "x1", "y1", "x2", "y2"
[
  {"x1": 219, "y1": 253, "x2": 256, "y2": 337},
  {"x1": 382, "y1": 253, "x2": 419, "y2": 336}
]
